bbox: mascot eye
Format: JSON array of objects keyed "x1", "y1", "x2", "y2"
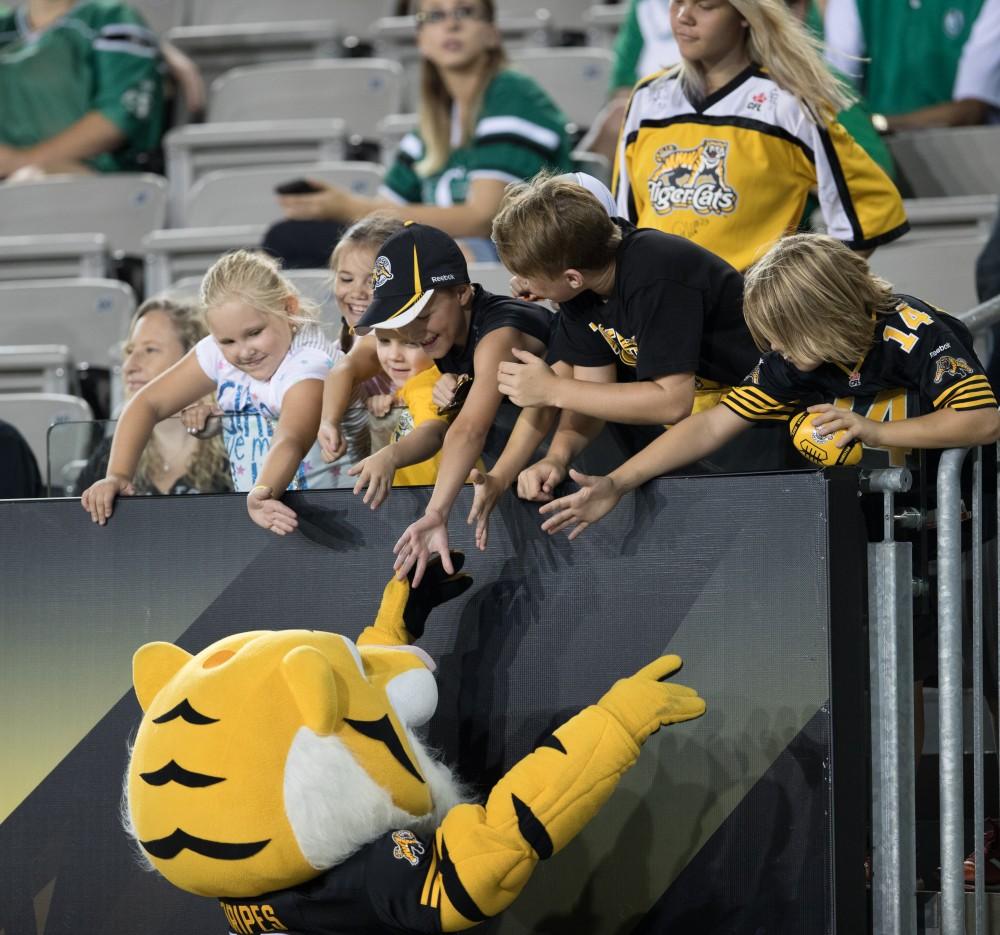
[
  {"x1": 153, "y1": 699, "x2": 218, "y2": 725},
  {"x1": 343, "y1": 715, "x2": 425, "y2": 783},
  {"x1": 140, "y1": 759, "x2": 225, "y2": 788}
]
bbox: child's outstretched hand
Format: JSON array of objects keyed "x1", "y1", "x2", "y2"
[
  {"x1": 807, "y1": 404, "x2": 881, "y2": 447},
  {"x1": 394, "y1": 509, "x2": 453, "y2": 587},
  {"x1": 348, "y1": 447, "x2": 397, "y2": 509},
  {"x1": 246, "y1": 485, "x2": 298, "y2": 536},
  {"x1": 466, "y1": 468, "x2": 507, "y2": 551},
  {"x1": 318, "y1": 419, "x2": 347, "y2": 463},
  {"x1": 539, "y1": 469, "x2": 623, "y2": 539}
]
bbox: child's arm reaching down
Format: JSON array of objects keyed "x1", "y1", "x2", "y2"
[
  {"x1": 540, "y1": 404, "x2": 750, "y2": 539},
  {"x1": 319, "y1": 338, "x2": 382, "y2": 461},
  {"x1": 349, "y1": 419, "x2": 448, "y2": 509}
]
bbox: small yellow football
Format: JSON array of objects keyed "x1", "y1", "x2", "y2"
[{"x1": 789, "y1": 411, "x2": 862, "y2": 467}]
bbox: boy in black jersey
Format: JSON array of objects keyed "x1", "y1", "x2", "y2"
[
  {"x1": 538, "y1": 233, "x2": 1000, "y2": 537},
  {"x1": 323, "y1": 221, "x2": 551, "y2": 585},
  {"x1": 466, "y1": 172, "x2": 768, "y2": 549}
]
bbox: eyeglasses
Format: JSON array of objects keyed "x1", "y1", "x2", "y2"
[{"x1": 415, "y1": 5, "x2": 489, "y2": 26}]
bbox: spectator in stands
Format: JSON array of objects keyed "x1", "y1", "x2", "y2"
[
  {"x1": 536, "y1": 233, "x2": 1000, "y2": 537},
  {"x1": 585, "y1": 0, "x2": 893, "y2": 180},
  {"x1": 0, "y1": 0, "x2": 164, "y2": 178},
  {"x1": 321, "y1": 222, "x2": 550, "y2": 586},
  {"x1": 613, "y1": 0, "x2": 908, "y2": 272},
  {"x1": 328, "y1": 213, "x2": 407, "y2": 459},
  {"x1": 825, "y1": 0, "x2": 1000, "y2": 132},
  {"x1": 81, "y1": 251, "x2": 341, "y2": 534},
  {"x1": 75, "y1": 298, "x2": 232, "y2": 497},
  {"x1": 262, "y1": 0, "x2": 575, "y2": 268},
  {"x1": 0, "y1": 419, "x2": 42, "y2": 498}
]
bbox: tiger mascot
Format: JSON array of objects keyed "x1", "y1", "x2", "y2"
[{"x1": 125, "y1": 554, "x2": 705, "y2": 934}]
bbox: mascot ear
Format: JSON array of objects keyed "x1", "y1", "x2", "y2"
[
  {"x1": 386, "y1": 668, "x2": 438, "y2": 729},
  {"x1": 282, "y1": 646, "x2": 340, "y2": 736},
  {"x1": 133, "y1": 642, "x2": 193, "y2": 712}
]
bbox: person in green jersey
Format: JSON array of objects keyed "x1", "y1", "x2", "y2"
[
  {"x1": 263, "y1": 0, "x2": 575, "y2": 267},
  {"x1": 825, "y1": 0, "x2": 1000, "y2": 130},
  {"x1": 0, "y1": 0, "x2": 164, "y2": 177}
]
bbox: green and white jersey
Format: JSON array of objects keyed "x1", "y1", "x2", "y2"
[
  {"x1": 0, "y1": 0, "x2": 163, "y2": 172},
  {"x1": 381, "y1": 69, "x2": 574, "y2": 207},
  {"x1": 825, "y1": 0, "x2": 985, "y2": 115}
]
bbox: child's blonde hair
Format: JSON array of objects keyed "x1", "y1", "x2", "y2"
[
  {"x1": 491, "y1": 172, "x2": 622, "y2": 278},
  {"x1": 743, "y1": 233, "x2": 897, "y2": 366},
  {"x1": 200, "y1": 250, "x2": 319, "y2": 329},
  {"x1": 329, "y1": 213, "x2": 406, "y2": 352},
  {"x1": 672, "y1": 0, "x2": 853, "y2": 121},
  {"x1": 128, "y1": 297, "x2": 231, "y2": 492},
  {"x1": 416, "y1": 0, "x2": 506, "y2": 176}
]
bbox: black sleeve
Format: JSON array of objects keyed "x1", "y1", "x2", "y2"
[
  {"x1": 365, "y1": 830, "x2": 444, "y2": 933},
  {"x1": 547, "y1": 311, "x2": 616, "y2": 368},
  {"x1": 720, "y1": 354, "x2": 802, "y2": 423},
  {"x1": 631, "y1": 281, "x2": 705, "y2": 381}
]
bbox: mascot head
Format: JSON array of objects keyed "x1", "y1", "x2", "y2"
[{"x1": 125, "y1": 628, "x2": 462, "y2": 898}]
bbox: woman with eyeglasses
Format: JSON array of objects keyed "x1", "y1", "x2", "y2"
[{"x1": 262, "y1": 0, "x2": 575, "y2": 267}]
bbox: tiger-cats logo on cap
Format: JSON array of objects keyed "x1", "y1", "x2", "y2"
[
  {"x1": 647, "y1": 138, "x2": 737, "y2": 217},
  {"x1": 372, "y1": 256, "x2": 394, "y2": 290}
]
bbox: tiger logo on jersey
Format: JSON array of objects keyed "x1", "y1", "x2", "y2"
[
  {"x1": 933, "y1": 356, "x2": 974, "y2": 384},
  {"x1": 372, "y1": 255, "x2": 393, "y2": 290},
  {"x1": 647, "y1": 139, "x2": 737, "y2": 217},
  {"x1": 589, "y1": 322, "x2": 638, "y2": 367},
  {"x1": 391, "y1": 830, "x2": 425, "y2": 866}
]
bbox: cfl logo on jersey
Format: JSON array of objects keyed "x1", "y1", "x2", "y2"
[
  {"x1": 746, "y1": 91, "x2": 768, "y2": 112},
  {"x1": 588, "y1": 322, "x2": 638, "y2": 367},
  {"x1": 391, "y1": 830, "x2": 425, "y2": 866},
  {"x1": 372, "y1": 256, "x2": 393, "y2": 290},
  {"x1": 933, "y1": 356, "x2": 974, "y2": 383},
  {"x1": 647, "y1": 139, "x2": 737, "y2": 217}
]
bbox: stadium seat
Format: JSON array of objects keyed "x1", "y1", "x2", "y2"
[
  {"x1": 131, "y1": 0, "x2": 187, "y2": 34},
  {"x1": 0, "y1": 279, "x2": 135, "y2": 372},
  {"x1": 510, "y1": 48, "x2": 615, "y2": 132},
  {"x1": 377, "y1": 112, "x2": 419, "y2": 160},
  {"x1": 901, "y1": 195, "x2": 999, "y2": 238},
  {"x1": 0, "y1": 234, "x2": 108, "y2": 282},
  {"x1": 182, "y1": 161, "x2": 384, "y2": 228},
  {"x1": 0, "y1": 175, "x2": 167, "y2": 257},
  {"x1": 0, "y1": 345, "x2": 75, "y2": 396},
  {"x1": 207, "y1": 59, "x2": 405, "y2": 139},
  {"x1": 500, "y1": 0, "x2": 597, "y2": 35},
  {"x1": 143, "y1": 225, "x2": 265, "y2": 294},
  {"x1": 163, "y1": 118, "x2": 347, "y2": 223},
  {"x1": 867, "y1": 234, "x2": 987, "y2": 314},
  {"x1": 190, "y1": 0, "x2": 396, "y2": 38},
  {"x1": 0, "y1": 393, "x2": 94, "y2": 493},
  {"x1": 468, "y1": 262, "x2": 517, "y2": 298},
  {"x1": 888, "y1": 126, "x2": 1000, "y2": 198},
  {"x1": 165, "y1": 22, "x2": 339, "y2": 89},
  {"x1": 584, "y1": 3, "x2": 626, "y2": 49}
]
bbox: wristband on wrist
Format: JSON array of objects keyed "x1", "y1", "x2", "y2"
[{"x1": 250, "y1": 484, "x2": 273, "y2": 498}]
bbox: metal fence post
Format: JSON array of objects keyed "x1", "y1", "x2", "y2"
[
  {"x1": 865, "y1": 467, "x2": 916, "y2": 935},
  {"x1": 938, "y1": 447, "x2": 971, "y2": 935}
]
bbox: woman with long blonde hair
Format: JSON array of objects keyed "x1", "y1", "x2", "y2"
[
  {"x1": 613, "y1": 0, "x2": 908, "y2": 271},
  {"x1": 264, "y1": 0, "x2": 575, "y2": 266}
]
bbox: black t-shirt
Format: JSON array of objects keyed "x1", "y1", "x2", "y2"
[
  {"x1": 217, "y1": 830, "x2": 442, "y2": 934},
  {"x1": 549, "y1": 220, "x2": 754, "y2": 386},
  {"x1": 435, "y1": 285, "x2": 553, "y2": 378}
]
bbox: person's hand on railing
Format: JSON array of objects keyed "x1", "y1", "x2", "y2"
[
  {"x1": 181, "y1": 402, "x2": 223, "y2": 438},
  {"x1": 81, "y1": 474, "x2": 135, "y2": 525}
]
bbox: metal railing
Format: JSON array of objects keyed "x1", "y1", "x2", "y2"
[{"x1": 870, "y1": 287, "x2": 1000, "y2": 935}]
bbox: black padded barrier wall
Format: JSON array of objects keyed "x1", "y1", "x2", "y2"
[{"x1": 0, "y1": 470, "x2": 867, "y2": 935}]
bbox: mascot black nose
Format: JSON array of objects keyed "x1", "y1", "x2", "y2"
[{"x1": 140, "y1": 828, "x2": 270, "y2": 860}]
